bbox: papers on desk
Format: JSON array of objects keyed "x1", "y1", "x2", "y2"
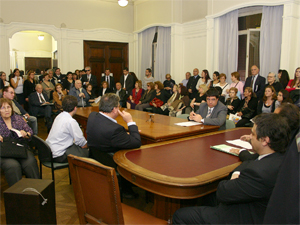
[
  {"x1": 210, "y1": 144, "x2": 239, "y2": 156},
  {"x1": 94, "y1": 96, "x2": 101, "y2": 104},
  {"x1": 174, "y1": 121, "x2": 202, "y2": 127},
  {"x1": 226, "y1": 139, "x2": 252, "y2": 149}
]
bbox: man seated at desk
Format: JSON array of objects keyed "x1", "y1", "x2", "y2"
[
  {"x1": 86, "y1": 93, "x2": 141, "y2": 198},
  {"x1": 172, "y1": 113, "x2": 290, "y2": 224},
  {"x1": 189, "y1": 88, "x2": 227, "y2": 130},
  {"x1": 69, "y1": 80, "x2": 90, "y2": 107}
]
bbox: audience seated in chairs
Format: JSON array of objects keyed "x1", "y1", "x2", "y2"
[
  {"x1": 274, "y1": 89, "x2": 293, "y2": 109},
  {"x1": 135, "y1": 82, "x2": 155, "y2": 111},
  {"x1": 225, "y1": 87, "x2": 241, "y2": 115},
  {"x1": 98, "y1": 81, "x2": 112, "y2": 97},
  {"x1": 0, "y1": 98, "x2": 39, "y2": 187},
  {"x1": 52, "y1": 83, "x2": 67, "y2": 112},
  {"x1": 278, "y1": 69, "x2": 290, "y2": 90},
  {"x1": 28, "y1": 84, "x2": 53, "y2": 133},
  {"x1": 62, "y1": 71, "x2": 74, "y2": 93},
  {"x1": 163, "y1": 74, "x2": 176, "y2": 96},
  {"x1": 189, "y1": 88, "x2": 227, "y2": 130},
  {"x1": 235, "y1": 87, "x2": 258, "y2": 127},
  {"x1": 41, "y1": 73, "x2": 55, "y2": 100},
  {"x1": 114, "y1": 82, "x2": 128, "y2": 108},
  {"x1": 69, "y1": 80, "x2": 90, "y2": 107},
  {"x1": 86, "y1": 84, "x2": 96, "y2": 104},
  {"x1": 187, "y1": 84, "x2": 208, "y2": 113},
  {"x1": 149, "y1": 81, "x2": 168, "y2": 113},
  {"x1": 264, "y1": 72, "x2": 283, "y2": 93},
  {"x1": 158, "y1": 84, "x2": 180, "y2": 115},
  {"x1": 257, "y1": 85, "x2": 277, "y2": 115},
  {"x1": 126, "y1": 80, "x2": 144, "y2": 109},
  {"x1": 285, "y1": 67, "x2": 300, "y2": 92},
  {"x1": 226, "y1": 71, "x2": 244, "y2": 99},
  {"x1": 46, "y1": 95, "x2": 89, "y2": 163},
  {"x1": 175, "y1": 85, "x2": 190, "y2": 115},
  {"x1": 210, "y1": 71, "x2": 220, "y2": 87}
]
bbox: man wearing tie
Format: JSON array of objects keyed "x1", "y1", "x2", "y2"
[
  {"x1": 189, "y1": 88, "x2": 227, "y2": 130},
  {"x1": 28, "y1": 84, "x2": 53, "y2": 132},
  {"x1": 81, "y1": 66, "x2": 98, "y2": 89},
  {"x1": 186, "y1": 68, "x2": 201, "y2": 99},
  {"x1": 100, "y1": 69, "x2": 116, "y2": 91},
  {"x1": 243, "y1": 65, "x2": 266, "y2": 99}
]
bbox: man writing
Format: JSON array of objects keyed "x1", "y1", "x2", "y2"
[
  {"x1": 173, "y1": 113, "x2": 290, "y2": 224},
  {"x1": 46, "y1": 95, "x2": 89, "y2": 163}
]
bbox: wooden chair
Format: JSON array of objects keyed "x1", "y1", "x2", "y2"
[
  {"x1": 32, "y1": 135, "x2": 71, "y2": 184},
  {"x1": 68, "y1": 154, "x2": 168, "y2": 225}
]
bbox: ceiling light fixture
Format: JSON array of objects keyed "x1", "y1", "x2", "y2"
[
  {"x1": 38, "y1": 35, "x2": 44, "y2": 41},
  {"x1": 118, "y1": 0, "x2": 128, "y2": 7}
]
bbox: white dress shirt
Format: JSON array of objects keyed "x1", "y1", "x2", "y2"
[{"x1": 46, "y1": 111, "x2": 87, "y2": 158}]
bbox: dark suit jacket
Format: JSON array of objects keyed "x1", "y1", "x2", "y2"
[
  {"x1": 244, "y1": 75, "x2": 266, "y2": 99},
  {"x1": 98, "y1": 88, "x2": 112, "y2": 97},
  {"x1": 114, "y1": 89, "x2": 128, "y2": 102},
  {"x1": 81, "y1": 74, "x2": 98, "y2": 89},
  {"x1": 214, "y1": 152, "x2": 285, "y2": 224},
  {"x1": 86, "y1": 112, "x2": 141, "y2": 162},
  {"x1": 100, "y1": 75, "x2": 116, "y2": 91},
  {"x1": 54, "y1": 74, "x2": 65, "y2": 83},
  {"x1": 194, "y1": 101, "x2": 227, "y2": 130},
  {"x1": 120, "y1": 74, "x2": 134, "y2": 95},
  {"x1": 264, "y1": 82, "x2": 283, "y2": 93},
  {"x1": 28, "y1": 91, "x2": 51, "y2": 117},
  {"x1": 186, "y1": 75, "x2": 200, "y2": 99}
]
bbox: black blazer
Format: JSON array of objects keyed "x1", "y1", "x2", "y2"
[
  {"x1": 114, "y1": 89, "x2": 128, "y2": 102},
  {"x1": 120, "y1": 74, "x2": 135, "y2": 95},
  {"x1": 98, "y1": 88, "x2": 112, "y2": 97},
  {"x1": 54, "y1": 74, "x2": 65, "y2": 83},
  {"x1": 186, "y1": 75, "x2": 200, "y2": 99},
  {"x1": 140, "y1": 89, "x2": 156, "y2": 104},
  {"x1": 100, "y1": 75, "x2": 116, "y2": 91},
  {"x1": 264, "y1": 82, "x2": 283, "y2": 93},
  {"x1": 244, "y1": 75, "x2": 266, "y2": 99},
  {"x1": 214, "y1": 152, "x2": 285, "y2": 224},
  {"x1": 28, "y1": 91, "x2": 50, "y2": 116},
  {"x1": 236, "y1": 97, "x2": 258, "y2": 119},
  {"x1": 225, "y1": 98, "x2": 241, "y2": 115},
  {"x1": 86, "y1": 112, "x2": 141, "y2": 156},
  {"x1": 81, "y1": 74, "x2": 98, "y2": 89}
]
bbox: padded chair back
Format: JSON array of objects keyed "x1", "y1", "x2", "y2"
[
  {"x1": 68, "y1": 154, "x2": 124, "y2": 225},
  {"x1": 32, "y1": 135, "x2": 53, "y2": 162},
  {"x1": 225, "y1": 120, "x2": 236, "y2": 130}
]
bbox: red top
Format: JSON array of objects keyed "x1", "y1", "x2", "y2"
[
  {"x1": 285, "y1": 79, "x2": 299, "y2": 92},
  {"x1": 131, "y1": 88, "x2": 144, "y2": 104}
]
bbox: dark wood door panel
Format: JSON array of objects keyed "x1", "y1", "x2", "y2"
[{"x1": 25, "y1": 57, "x2": 51, "y2": 73}]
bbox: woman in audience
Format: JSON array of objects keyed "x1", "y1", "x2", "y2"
[
  {"x1": 72, "y1": 73, "x2": 78, "y2": 81},
  {"x1": 63, "y1": 71, "x2": 74, "y2": 92},
  {"x1": 196, "y1": 69, "x2": 212, "y2": 89},
  {"x1": 86, "y1": 84, "x2": 96, "y2": 103},
  {"x1": 286, "y1": 67, "x2": 300, "y2": 92},
  {"x1": 99, "y1": 81, "x2": 111, "y2": 97},
  {"x1": 264, "y1": 72, "x2": 283, "y2": 93},
  {"x1": 41, "y1": 73, "x2": 55, "y2": 100},
  {"x1": 275, "y1": 89, "x2": 293, "y2": 109},
  {"x1": 135, "y1": 82, "x2": 155, "y2": 111},
  {"x1": 53, "y1": 83, "x2": 67, "y2": 111},
  {"x1": 226, "y1": 72, "x2": 243, "y2": 99},
  {"x1": 75, "y1": 69, "x2": 80, "y2": 79},
  {"x1": 235, "y1": 87, "x2": 258, "y2": 127},
  {"x1": 210, "y1": 71, "x2": 220, "y2": 87},
  {"x1": 176, "y1": 85, "x2": 190, "y2": 115},
  {"x1": 127, "y1": 80, "x2": 144, "y2": 109},
  {"x1": 23, "y1": 70, "x2": 37, "y2": 103},
  {"x1": 225, "y1": 87, "x2": 241, "y2": 115},
  {"x1": 159, "y1": 84, "x2": 180, "y2": 115},
  {"x1": 257, "y1": 86, "x2": 277, "y2": 115},
  {"x1": 278, "y1": 69, "x2": 290, "y2": 89},
  {"x1": 0, "y1": 98, "x2": 39, "y2": 187},
  {"x1": 215, "y1": 73, "x2": 229, "y2": 97},
  {"x1": 10, "y1": 68, "x2": 25, "y2": 106},
  {"x1": 0, "y1": 71, "x2": 9, "y2": 87},
  {"x1": 149, "y1": 81, "x2": 167, "y2": 113},
  {"x1": 188, "y1": 84, "x2": 208, "y2": 113}
]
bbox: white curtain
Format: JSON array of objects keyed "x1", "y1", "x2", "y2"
[
  {"x1": 260, "y1": 5, "x2": 283, "y2": 79},
  {"x1": 139, "y1": 27, "x2": 156, "y2": 79},
  {"x1": 155, "y1": 26, "x2": 171, "y2": 82},
  {"x1": 218, "y1": 10, "x2": 238, "y2": 83}
]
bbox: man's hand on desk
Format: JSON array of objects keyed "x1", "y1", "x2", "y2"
[
  {"x1": 118, "y1": 109, "x2": 133, "y2": 123},
  {"x1": 229, "y1": 148, "x2": 240, "y2": 155},
  {"x1": 240, "y1": 135, "x2": 251, "y2": 142},
  {"x1": 189, "y1": 111, "x2": 202, "y2": 122},
  {"x1": 230, "y1": 171, "x2": 240, "y2": 180}
]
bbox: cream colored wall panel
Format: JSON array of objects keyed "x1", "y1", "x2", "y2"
[
  {"x1": 182, "y1": 0, "x2": 208, "y2": 23},
  {"x1": 68, "y1": 41, "x2": 83, "y2": 72},
  {"x1": 0, "y1": 0, "x2": 133, "y2": 33}
]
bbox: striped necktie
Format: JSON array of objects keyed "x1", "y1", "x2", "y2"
[{"x1": 206, "y1": 108, "x2": 212, "y2": 118}]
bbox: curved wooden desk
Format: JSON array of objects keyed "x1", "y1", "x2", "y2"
[
  {"x1": 113, "y1": 128, "x2": 251, "y2": 220},
  {"x1": 74, "y1": 106, "x2": 219, "y2": 144}
]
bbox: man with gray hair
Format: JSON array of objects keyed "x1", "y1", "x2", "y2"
[
  {"x1": 47, "y1": 69, "x2": 57, "y2": 86},
  {"x1": 86, "y1": 93, "x2": 141, "y2": 198},
  {"x1": 81, "y1": 66, "x2": 97, "y2": 89},
  {"x1": 69, "y1": 80, "x2": 90, "y2": 107},
  {"x1": 264, "y1": 72, "x2": 283, "y2": 93}
]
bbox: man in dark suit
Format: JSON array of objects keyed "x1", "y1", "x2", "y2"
[
  {"x1": 186, "y1": 68, "x2": 201, "y2": 99},
  {"x1": 53, "y1": 68, "x2": 65, "y2": 84},
  {"x1": 120, "y1": 67, "x2": 134, "y2": 95},
  {"x1": 86, "y1": 93, "x2": 141, "y2": 198},
  {"x1": 100, "y1": 69, "x2": 115, "y2": 91},
  {"x1": 28, "y1": 84, "x2": 53, "y2": 132},
  {"x1": 114, "y1": 82, "x2": 128, "y2": 107},
  {"x1": 243, "y1": 65, "x2": 266, "y2": 99},
  {"x1": 173, "y1": 113, "x2": 290, "y2": 224},
  {"x1": 189, "y1": 88, "x2": 227, "y2": 130},
  {"x1": 81, "y1": 66, "x2": 98, "y2": 89}
]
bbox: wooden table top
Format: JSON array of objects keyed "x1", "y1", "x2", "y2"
[
  {"x1": 113, "y1": 128, "x2": 251, "y2": 199},
  {"x1": 74, "y1": 106, "x2": 219, "y2": 143}
]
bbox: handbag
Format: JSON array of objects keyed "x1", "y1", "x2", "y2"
[
  {"x1": 149, "y1": 97, "x2": 164, "y2": 108},
  {"x1": 0, "y1": 137, "x2": 28, "y2": 159}
]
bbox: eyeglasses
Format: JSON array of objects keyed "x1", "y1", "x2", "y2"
[
  {"x1": 206, "y1": 98, "x2": 217, "y2": 102},
  {"x1": 85, "y1": 70, "x2": 90, "y2": 72}
]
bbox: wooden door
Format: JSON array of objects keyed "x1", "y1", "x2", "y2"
[
  {"x1": 83, "y1": 41, "x2": 128, "y2": 87},
  {"x1": 25, "y1": 57, "x2": 52, "y2": 73}
]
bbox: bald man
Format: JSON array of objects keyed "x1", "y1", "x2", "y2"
[
  {"x1": 69, "y1": 80, "x2": 90, "y2": 107},
  {"x1": 186, "y1": 68, "x2": 201, "y2": 99},
  {"x1": 243, "y1": 65, "x2": 266, "y2": 99}
]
